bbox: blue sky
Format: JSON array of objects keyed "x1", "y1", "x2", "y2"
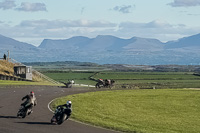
[{"x1": 0, "y1": 0, "x2": 200, "y2": 46}]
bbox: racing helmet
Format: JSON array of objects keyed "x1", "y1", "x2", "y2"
[
  {"x1": 66, "y1": 100, "x2": 72, "y2": 107},
  {"x1": 30, "y1": 91, "x2": 34, "y2": 96}
]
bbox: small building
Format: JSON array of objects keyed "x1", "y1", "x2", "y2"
[{"x1": 14, "y1": 65, "x2": 32, "y2": 80}]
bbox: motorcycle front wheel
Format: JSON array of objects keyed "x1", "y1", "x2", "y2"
[{"x1": 57, "y1": 114, "x2": 67, "y2": 125}]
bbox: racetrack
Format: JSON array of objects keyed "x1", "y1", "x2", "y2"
[{"x1": 0, "y1": 85, "x2": 120, "y2": 133}]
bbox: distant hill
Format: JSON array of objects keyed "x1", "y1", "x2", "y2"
[
  {"x1": 165, "y1": 33, "x2": 200, "y2": 49},
  {"x1": 0, "y1": 34, "x2": 40, "y2": 61},
  {"x1": 0, "y1": 33, "x2": 200, "y2": 65},
  {"x1": 122, "y1": 37, "x2": 163, "y2": 51},
  {"x1": 39, "y1": 35, "x2": 164, "y2": 51},
  {"x1": 39, "y1": 36, "x2": 90, "y2": 50},
  {"x1": 0, "y1": 34, "x2": 37, "y2": 51}
]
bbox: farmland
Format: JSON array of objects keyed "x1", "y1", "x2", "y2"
[
  {"x1": 25, "y1": 61, "x2": 200, "y2": 89},
  {"x1": 43, "y1": 71, "x2": 200, "y2": 89}
]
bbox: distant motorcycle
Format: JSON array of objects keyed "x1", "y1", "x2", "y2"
[
  {"x1": 51, "y1": 106, "x2": 68, "y2": 125},
  {"x1": 61, "y1": 80, "x2": 75, "y2": 88},
  {"x1": 17, "y1": 104, "x2": 33, "y2": 118},
  {"x1": 96, "y1": 79, "x2": 115, "y2": 88}
]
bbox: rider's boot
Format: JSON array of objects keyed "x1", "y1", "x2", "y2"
[
  {"x1": 28, "y1": 110, "x2": 33, "y2": 115},
  {"x1": 65, "y1": 116, "x2": 69, "y2": 120}
]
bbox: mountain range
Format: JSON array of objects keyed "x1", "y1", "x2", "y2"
[
  {"x1": 0, "y1": 33, "x2": 200, "y2": 65},
  {"x1": 39, "y1": 35, "x2": 164, "y2": 51}
]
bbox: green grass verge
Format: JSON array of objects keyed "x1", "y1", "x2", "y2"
[
  {"x1": 0, "y1": 80, "x2": 60, "y2": 86},
  {"x1": 51, "y1": 89, "x2": 200, "y2": 133}
]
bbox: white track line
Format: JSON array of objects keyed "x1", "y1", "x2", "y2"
[{"x1": 48, "y1": 98, "x2": 57, "y2": 113}]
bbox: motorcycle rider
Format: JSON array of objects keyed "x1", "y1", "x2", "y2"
[
  {"x1": 70, "y1": 80, "x2": 75, "y2": 84},
  {"x1": 57, "y1": 100, "x2": 72, "y2": 120},
  {"x1": 21, "y1": 91, "x2": 37, "y2": 115},
  {"x1": 99, "y1": 78, "x2": 104, "y2": 83}
]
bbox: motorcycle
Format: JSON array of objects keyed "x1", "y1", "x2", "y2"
[
  {"x1": 51, "y1": 106, "x2": 68, "y2": 125},
  {"x1": 17, "y1": 104, "x2": 33, "y2": 118},
  {"x1": 95, "y1": 82, "x2": 105, "y2": 88},
  {"x1": 61, "y1": 80, "x2": 75, "y2": 88}
]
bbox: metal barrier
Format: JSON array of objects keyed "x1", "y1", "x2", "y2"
[{"x1": 0, "y1": 74, "x2": 28, "y2": 81}]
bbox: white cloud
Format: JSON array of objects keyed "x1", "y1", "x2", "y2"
[
  {"x1": 19, "y1": 19, "x2": 116, "y2": 28},
  {"x1": 0, "y1": 1, "x2": 47, "y2": 12},
  {"x1": 168, "y1": 0, "x2": 200, "y2": 7},
  {"x1": 0, "y1": 0, "x2": 16, "y2": 10},
  {"x1": 145, "y1": 20, "x2": 172, "y2": 28},
  {"x1": 113, "y1": 5, "x2": 134, "y2": 13},
  {"x1": 15, "y1": 2, "x2": 47, "y2": 12},
  {"x1": 187, "y1": 13, "x2": 200, "y2": 16}
]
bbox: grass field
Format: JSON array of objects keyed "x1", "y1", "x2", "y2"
[
  {"x1": 44, "y1": 71, "x2": 200, "y2": 89},
  {"x1": 0, "y1": 80, "x2": 57, "y2": 86},
  {"x1": 51, "y1": 89, "x2": 200, "y2": 133},
  {"x1": 93, "y1": 72, "x2": 199, "y2": 80},
  {"x1": 1, "y1": 70, "x2": 199, "y2": 88},
  {"x1": 43, "y1": 71, "x2": 97, "y2": 85}
]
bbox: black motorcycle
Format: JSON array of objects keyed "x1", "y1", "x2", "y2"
[
  {"x1": 61, "y1": 80, "x2": 74, "y2": 88},
  {"x1": 17, "y1": 104, "x2": 32, "y2": 118},
  {"x1": 51, "y1": 106, "x2": 70, "y2": 125}
]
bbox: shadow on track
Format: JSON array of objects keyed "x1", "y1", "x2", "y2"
[
  {"x1": 0, "y1": 115, "x2": 18, "y2": 119},
  {"x1": 16, "y1": 122, "x2": 52, "y2": 125}
]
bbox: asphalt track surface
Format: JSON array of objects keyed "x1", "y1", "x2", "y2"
[{"x1": 0, "y1": 85, "x2": 120, "y2": 133}]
